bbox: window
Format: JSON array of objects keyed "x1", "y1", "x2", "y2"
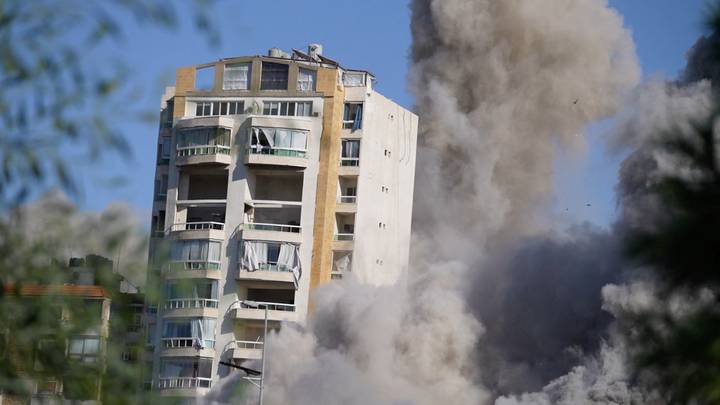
[
  {"x1": 262, "y1": 101, "x2": 312, "y2": 117},
  {"x1": 176, "y1": 127, "x2": 231, "y2": 148},
  {"x1": 250, "y1": 127, "x2": 308, "y2": 154},
  {"x1": 341, "y1": 140, "x2": 360, "y2": 166},
  {"x1": 343, "y1": 72, "x2": 366, "y2": 87},
  {"x1": 223, "y1": 63, "x2": 251, "y2": 90},
  {"x1": 68, "y1": 337, "x2": 101, "y2": 363},
  {"x1": 195, "y1": 101, "x2": 244, "y2": 117},
  {"x1": 170, "y1": 240, "x2": 222, "y2": 263},
  {"x1": 297, "y1": 68, "x2": 316, "y2": 91},
  {"x1": 162, "y1": 318, "x2": 216, "y2": 349},
  {"x1": 159, "y1": 358, "x2": 213, "y2": 387},
  {"x1": 346, "y1": 187, "x2": 357, "y2": 197},
  {"x1": 343, "y1": 103, "x2": 363, "y2": 130},
  {"x1": 165, "y1": 280, "x2": 218, "y2": 300},
  {"x1": 161, "y1": 137, "x2": 171, "y2": 159},
  {"x1": 260, "y1": 62, "x2": 289, "y2": 90}
]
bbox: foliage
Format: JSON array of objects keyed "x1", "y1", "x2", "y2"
[{"x1": 0, "y1": 0, "x2": 217, "y2": 208}]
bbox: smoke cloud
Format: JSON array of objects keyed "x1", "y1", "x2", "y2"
[{"x1": 207, "y1": 1, "x2": 717, "y2": 404}]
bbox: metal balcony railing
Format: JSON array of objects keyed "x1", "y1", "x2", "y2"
[
  {"x1": 338, "y1": 195, "x2": 357, "y2": 204},
  {"x1": 167, "y1": 261, "x2": 221, "y2": 271},
  {"x1": 157, "y1": 377, "x2": 212, "y2": 389},
  {"x1": 177, "y1": 145, "x2": 230, "y2": 158},
  {"x1": 169, "y1": 222, "x2": 225, "y2": 232},
  {"x1": 243, "y1": 222, "x2": 301, "y2": 233},
  {"x1": 235, "y1": 340, "x2": 264, "y2": 350},
  {"x1": 334, "y1": 233, "x2": 354, "y2": 241},
  {"x1": 238, "y1": 300, "x2": 296, "y2": 312},
  {"x1": 165, "y1": 299, "x2": 219, "y2": 310},
  {"x1": 340, "y1": 157, "x2": 359, "y2": 167},
  {"x1": 247, "y1": 147, "x2": 307, "y2": 158},
  {"x1": 161, "y1": 338, "x2": 215, "y2": 349},
  {"x1": 239, "y1": 261, "x2": 294, "y2": 273}
]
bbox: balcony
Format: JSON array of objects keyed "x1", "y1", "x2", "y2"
[
  {"x1": 242, "y1": 201, "x2": 302, "y2": 244},
  {"x1": 164, "y1": 299, "x2": 219, "y2": 310},
  {"x1": 233, "y1": 300, "x2": 297, "y2": 323},
  {"x1": 336, "y1": 195, "x2": 357, "y2": 213},
  {"x1": 331, "y1": 251, "x2": 352, "y2": 280},
  {"x1": 339, "y1": 158, "x2": 360, "y2": 176},
  {"x1": 174, "y1": 119, "x2": 233, "y2": 166},
  {"x1": 237, "y1": 240, "x2": 300, "y2": 285},
  {"x1": 168, "y1": 221, "x2": 225, "y2": 241},
  {"x1": 176, "y1": 145, "x2": 231, "y2": 166},
  {"x1": 230, "y1": 340, "x2": 263, "y2": 361},
  {"x1": 244, "y1": 126, "x2": 309, "y2": 169},
  {"x1": 333, "y1": 233, "x2": 354, "y2": 251},
  {"x1": 158, "y1": 377, "x2": 212, "y2": 390}
]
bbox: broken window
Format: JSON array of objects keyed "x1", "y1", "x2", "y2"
[
  {"x1": 343, "y1": 103, "x2": 363, "y2": 130},
  {"x1": 260, "y1": 62, "x2": 289, "y2": 90},
  {"x1": 297, "y1": 68, "x2": 316, "y2": 91}
]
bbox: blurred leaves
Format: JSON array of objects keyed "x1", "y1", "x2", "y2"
[{"x1": 0, "y1": 0, "x2": 218, "y2": 209}]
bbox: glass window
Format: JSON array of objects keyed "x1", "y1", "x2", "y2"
[
  {"x1": 260, "y1": 62, "x2": 289, "y2": 90},
  {"x1": 223, "y1": 63, "x2": 250, "y2": 90},
  {"x1": 341, "y1": 140, "x2": 360, "y2": 158},
  {"x1": 161, "y1": 137, "x2": 171, "y2": 159},
  {"x1": 296, "y1": 101, "x2": 312, "y2": 117},
  {"x1": 297, "y1": 68, "x2": 316, "y2": 91},
  {"x1": 343, "y1": 72, "x2": 366, "y2": 87},
  {"x1": 170, "y1": 240, "x2": 222, "y2": 262},
  {"x1": 343, "y1": 103, "x2": 363, "y2": 129},
  {"x1": 68, "y1": 337, "x2": 101, "y2": 363}
]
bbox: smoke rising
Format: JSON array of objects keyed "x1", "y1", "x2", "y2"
[{"x1": 206, "y1": 1, "x2": 717, "y2": 404}]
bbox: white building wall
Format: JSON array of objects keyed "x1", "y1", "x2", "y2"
[{"x1": 346, "y1": 88, "x2": 418, "y2": 285}]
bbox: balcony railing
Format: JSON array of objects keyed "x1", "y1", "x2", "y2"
[
  {"x1": 165, "y1": 299, "x2": 219, "y2": 310},
  {"x1": 162, "y1": 338, "x2": 215, "y2": 349},
  {"x1": 334, "y1": 233, "x2": 354, "y2": 241},
  {"x1": 169, "y1": 222, "x2": 225, "y2": 232},
  {"x1": 243, "y1": 222, "x2": 301, "y2": 233},
  {"x1": 338, "y1": 196, "x2": 356, "y2": 204},
  {"x1": 238, "y1": 300, "x2": 296, "y2": 312},
  {"x1": 247, "y1": 147, "x2": 306, "y2": 158},
  {"x1": 235, "y1": 340, "x2": 264, "y2": 350},
  {"x1": 158, "y1": 377, "x2": 212, "y2": 389},
  {"x1": 331, "y1": 271, "x2": 343, "y2": 280},
  {"x1": 177, "y1": 145, "x2": 231, "y2": 158},
  {"x1": 240, "y1": 261, "x2": 294, "y2": 273},
  {"x1": 340, "y1": 157, "x2": 359, "y2": 167},
  {"x1": 167, "y1": 261, "x2": 221, "y2": 271}
]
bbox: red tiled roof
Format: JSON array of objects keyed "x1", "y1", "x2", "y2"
[{"x1": 3, "y1": 284, "x2": 109, "y2": 298}]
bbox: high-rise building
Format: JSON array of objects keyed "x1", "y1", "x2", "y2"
[{"x1": 145, "y1": 44, "x2": 418, "y2": 399}]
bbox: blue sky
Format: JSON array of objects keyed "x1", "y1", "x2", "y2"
[{"x1": 75, "y1": 0, "x2": 709, "y2": 229}]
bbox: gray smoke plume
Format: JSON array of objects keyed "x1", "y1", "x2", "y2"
[
  {"x1": 207, "y1": 0, "x2": 720, "y2": 404},
  {"x1": 6, "y1": 191, "x2": 149, "y2": 286}
]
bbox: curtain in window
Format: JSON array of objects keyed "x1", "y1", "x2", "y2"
[
  {"x1": 207, "y1": 241, "x2": 221, "y2": 262},
  {"x1": 352, "y1": 104, "x2": 363, "y2": 131},
  {"x1": 274, "y1": 129, "x2": 292, "y2": 148},
  {"x1": 223, "y1": 63, "x2": 249, "y2": 90},
  {"x1": 291, "y1": 131, "x2": 307, "y2": 150},
  {"x1": 334, "y1": 254, "x2": 351, "y2": 273},
  {"x1": 297, "y1": 69, "x2": 315, "y2": 91},
  {"x1": 192, "y1": 319, "x2": 204, "y2": 348},
  {"x1": 343, "y1": 73, "x2": 365, "y2": 87},
  {"x1": 278, "y1": 243, "x2": 302, "y2": 289},
  {"x1": 241, "y1": 241, "x2": 269, "y2": 271},
  {"x1": 342, "y1": 140, "x2": 360, "y2": 158}
]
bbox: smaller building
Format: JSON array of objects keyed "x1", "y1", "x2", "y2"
[{"x1": 0, "y1": 255, "x2": 145, "y2": 405}]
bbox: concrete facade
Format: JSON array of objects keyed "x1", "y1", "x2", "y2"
[{"x1": 145, "y1": 45, "x2": 418, "y2": 400}]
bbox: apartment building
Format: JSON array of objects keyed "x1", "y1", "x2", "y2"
[
  {"x1": 145, "y1": 44, "x2": 418, "y2": 398},
  {"x1": 0, "y1": 255, "x2": 145, "y2": 405}
]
